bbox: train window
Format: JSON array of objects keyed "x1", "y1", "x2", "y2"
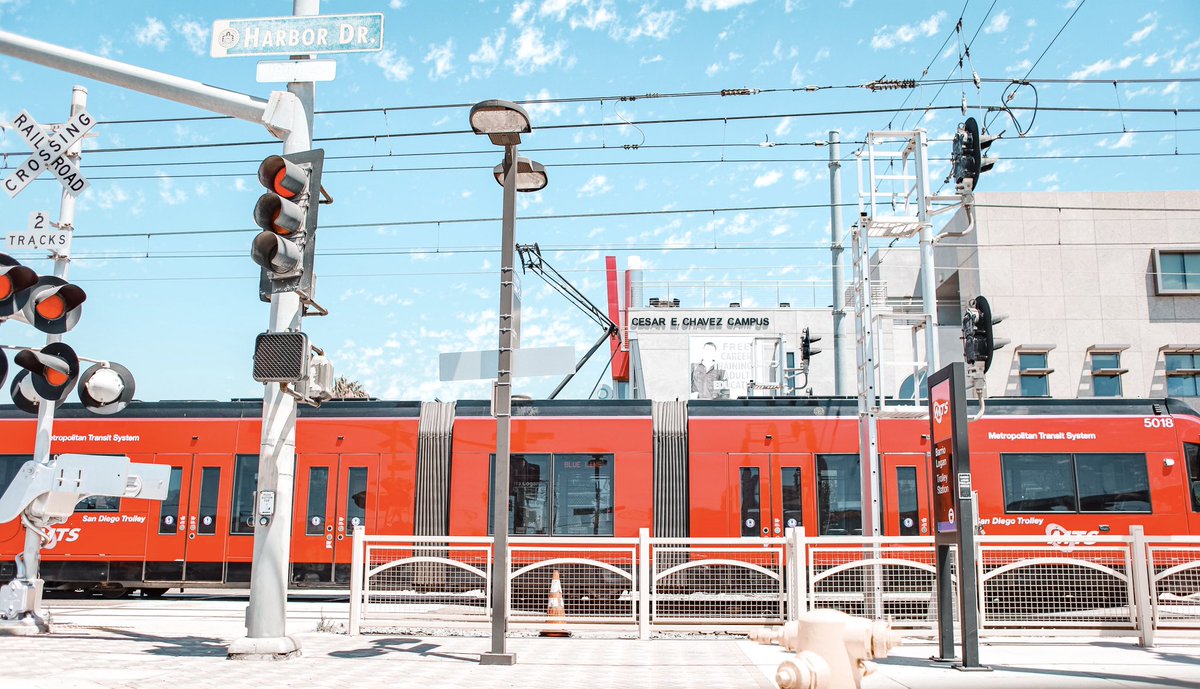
[
  {"x1": 817, "y1": 454, "x2": 862, "y2": 536},
  {"x1": 509, "y1": 454, "x2": 550, "y2": 535},
  {"x1": 345, "y1": 467, "x2": 368, "y2": 530},
  {"x1": 1076, "y1": 454, "x2": 1151, "y2": 512},
  {"x1": 197, "y1": 467, "x2": 220, "y2": 535},
  {"x1": 740, "y1": 467, "x2": 761, "y2": 537},
  {"x1": 75, "y1": 495, "x2": 121, "y2": 512},
  {"x1": 230, "y1": 455, "x2": 258, "y2": 535},
  {"x1": 0, "y1": 455, "x2": 29, "y2": 500},
  {"x1": 158, "y1": 467, "x2": 183, "y2": 535},
  {"x1": 1002, "y1": 454, "x2": 1076, "y2": 512},
  {"x1": 780, "y1": 467, "x2": 803, "y2": 530},
  {"x1": 553, "y1": 454, "x2": 614, "y2": 536},
  {"x1": 306, "y1": 467, "x2": 329, "y2": 536},
  {"x1": 1184, "y1": 444, "x2": 1200, "y2": 513},
  {"x1": 895, "y1": 467, "x2": 920, "y2": 536},
  {"x1": 489, "y1": 453, "x2": 614, "y2": 536}
]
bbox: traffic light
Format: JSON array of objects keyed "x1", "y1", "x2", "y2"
[
  {"x1": 12, "y1": 341, "x2": 79, "y2": 409},
  {"x1": 77, "y1": 362, "x2": 136, "y2": 415},
  {"x1": 251, "y1": 148, "x2": 326, "y2": 301},
  {"x1": 954, "y1": 117, "x2": 998, "y2": 193},
  {"x1": 0, "y1": 254, "x2": 38, "y2": 321},
  {"x1": 801, "y1": 328, "x2": 822, "y2": 368},
  {"x1": 962, "y1": 295, "x2": 1009, "y2": 373},
  {"x1": 18, "y1": 276, "x2": 87, "y2": 334}
]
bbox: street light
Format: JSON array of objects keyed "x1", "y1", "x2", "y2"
[{"x1": 470, "y1": 99, "x2": 547, "y2": 666}]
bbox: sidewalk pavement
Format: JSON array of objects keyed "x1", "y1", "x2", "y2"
[{"x1": 3, "y1": 595, "x2": 1198, "y2": 689}]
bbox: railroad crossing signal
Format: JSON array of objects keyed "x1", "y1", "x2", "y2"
[
  {"x1": 250, "y1": 149, "x2": 325, "y2": 301},
  {"x1": 77, "y1": 362, "x2": 136, "y2": 415},
  {"x1": 19, "y1": 275, "x2": 86, "y2": 334},
  {"x1": 2, "y1": 109, "x2": 94, "y2": 199},
  {"x1": 0, "y1": 253, "x2": 37, "y2": 318}
]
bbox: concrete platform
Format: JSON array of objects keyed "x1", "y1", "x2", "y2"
[{"x1": 3, "y1": 593, "x2": 1198, "y2": 688}]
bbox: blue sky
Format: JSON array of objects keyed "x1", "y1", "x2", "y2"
[{"x1": 0, "y1": 0, "x2": 1197, "y2": 403}]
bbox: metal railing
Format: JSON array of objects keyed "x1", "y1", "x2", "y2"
[{"x1": 348, "y1": 526, "x2": 1200, "y2": 645}]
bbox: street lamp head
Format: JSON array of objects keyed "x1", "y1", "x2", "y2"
[
  {"x1": 469, "y1": 99, "x2": 532, "y2": 147},
  {"x1": 493, "y1": 157, "x2": 548, "y2": 192}
]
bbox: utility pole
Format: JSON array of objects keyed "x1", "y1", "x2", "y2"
[{"x1": 228, "y1": 0, "x2": 317, "y2": 660}]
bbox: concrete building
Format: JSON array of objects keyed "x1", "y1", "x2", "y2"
[{"x1": 621, "y1": 190, "x2": 1200, "y2": 406}]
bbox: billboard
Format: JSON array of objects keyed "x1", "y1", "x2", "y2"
[{"x1": 689, "y1": 336, "x2": 781, "y2": 399}]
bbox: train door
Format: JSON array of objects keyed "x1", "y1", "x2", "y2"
[
  {"x1": 294, "y1": 453, "x2": 380, "y2": 583},
  {"x1": 143, "y1": 454, "x2": 190, "y2": 581},
  {"x1": 728, "y1": 453, "x2": 812, "y2": 538},
  {"x1": 882, "y1": 453, "x2": 931, "y2": 537},
  {"x1": 180, "y1": 454, "x2": 234, "y2": 582}
]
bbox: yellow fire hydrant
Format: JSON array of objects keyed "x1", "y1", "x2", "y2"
[{"x1": 750, "y1": 610, "x2": 901, "y2": 689}]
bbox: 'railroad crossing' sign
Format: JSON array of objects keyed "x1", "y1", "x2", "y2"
[{"x1": 3, "y1": 109, "x2": 94, "y2": 199}]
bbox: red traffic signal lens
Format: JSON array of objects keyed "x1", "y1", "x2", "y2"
[
  {"x1": 274, "y1": 167, "x2": 298, "y2": 199},
  {"x1": 35, "y1": 294, "x2": 66, "y2": 320},
  {"x1": 0, "y1": 275, "x2": 11, "y2": 300},
  {"x1": 45, "y1": 368, "x2": 69, "y2": 386}
]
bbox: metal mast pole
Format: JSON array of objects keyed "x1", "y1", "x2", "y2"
[
  {"x1": 915, "y1": 130, "x2": 940, "y2": 374},
  {"x1": 9, "y1": 85, "x2": 87, "y2": 634},
  {"x1": 829, "y1": 131, "x2": 845, "y2": 396},
  {"x1": 228, "y1": 0, "x2": 316, "y2": 660},
  {"x1": 483, "y1": 142, "x2": 519, "y2": 664}
]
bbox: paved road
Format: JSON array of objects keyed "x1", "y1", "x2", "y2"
[{"x1": 3, "y1": 593, "x2": 1199, "y2": 689}]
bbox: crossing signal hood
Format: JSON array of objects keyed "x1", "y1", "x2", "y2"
[
  {"x1": 17, "y1": 276, "x2": 86, "y2": 334},
  {"x1": 962, "y1": 295, "x2": 1009, "y2": 373},
  {"x1": 251, "y1": 149, "x2": 326, "y2": 302},
  {"x1": 0, "y1": 254, "x2": 38, "y2": 320},
  {"x1": 11, "y1": 342, "x2": 79, "y2": 414}
]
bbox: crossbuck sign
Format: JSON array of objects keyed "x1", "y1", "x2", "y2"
[{"x1": 3, "y1": 109, "x2": 94, "y2": 199}]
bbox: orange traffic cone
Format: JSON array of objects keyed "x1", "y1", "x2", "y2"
[{"x1": 539, "y1": 569, "x2": 571, "y2": 638}]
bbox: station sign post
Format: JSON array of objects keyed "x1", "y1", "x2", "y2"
[{"x1": 928, "y1": 362, "x2": 989, "y2": 671}]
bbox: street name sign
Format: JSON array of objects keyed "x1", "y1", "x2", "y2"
[
  {"x1": 439, "y1": 346, "x2": 577, "y2": 382},
  {"x1": 256, "y1": 59, "x2": 337, "y2": 83},
  {"x1": 3, "y1": 110, "x2": 93, "y2": 199},
  {"x1": 5, "y1": 210, "x2": 68, "y2": 253},
  {"x1": 211, "y1": 13, "x2": 384, "y2": 58}
]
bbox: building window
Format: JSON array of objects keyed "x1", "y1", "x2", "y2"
[
  {"x1": 1089, "y1": 350, "x2": 1125, "y2": 397},
  {"x1": 489, "y1": 453, "x2": 614, "y2": 536},
  {"x1": 1155, "y1": 249, "x2": 1200, "y2": 294},
  {"x1": 1019, "y1": 352, "x2": 1051, "y2": 397},
  {"x1": 1166, "y1": 353, "x2": 1200, "y2": 397},
  {"x1": 1002, "y1": 453, "x2": 1150, "y2": 513}
]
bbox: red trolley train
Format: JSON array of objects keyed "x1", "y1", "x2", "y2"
[{"x1": 1, "y1": 397, "x2": 1198, "y2": 596}]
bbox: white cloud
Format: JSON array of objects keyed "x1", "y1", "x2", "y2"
[
  {"x1": 640, "y1": 54, "x2": 663, "y2": 64},
  {"x1": 753, "y1": 170, "x2": 782, "y2": 188},
  {"x1": 540, "y1": 0, "x2": 574, "y2": 21},
  {"x1": 774, "y1": 117, "x2": 792, "y2": 137},
  {"x1": 1069, "y1": 58, "x2": 1114, "y2": 80},
  {"x1": 1006, "y1": 58, "x2": 1032, "y2": 74},
  {"x1": 1128, "y1": 19, "x2": 1156, "y2": 44},
  {"x1": 423, "y1": 39, "x2": 454, "y2": 80},
  {"x1": 1106, "y1": 132, "x2": 1135, "y2": 150},
  {"x1": 468, "y1": 30, "x2": 506, "y2": 80},
  {"x1": 135, "y1": 17, "x2": 170, "y2": 51},
  {"x1": 1162, "y1": 81, "x2": 1180, "y2": 96},
  {"x1": 157, "y1": 174, "x2": 185, "y2": 205},
  {"x1": 568, "y1": 0, "x2": 617, "y2": 30},
  {"x1": 173, "y1": 20, "x2": 207, "y2": 55},
  {"x1": 983, "y1": 11, "x2": 1009, "y2": 34},
  {"x1": 578, "y1": 174, "x2": 613, "y2": 197},
  {"x1": 706, "y1": 62, "x2": 721, "y2": 76},
  {"x1": 510, "y1": 27, "x2": 567, "y2": 74},
  {"x1": 368, "y1": 49, "x2": 413, "y2": 81},
  {"x1": 624, "y1": 8, "x2": 678, "y2": 41},
  {"x1": 813, "y1": 47, "x2": 830, "y2": 62},
  {"x1": 511, "y1": 1, "x2": 533, "y2": 24},
  {"x1": 390, "y1": 0, "x2": 404, "y2": 8},
  {"x1": 793, "y1": 168, "x2": 812, "y2": 185},
  {"x1": 1038, "y1": 173, "x2": 1058, "y2": 184},
  {"x1": 870, "y1": 11, "x2": 945, "y2": 50},
  {"x1": 687, "y1": 0, "x2": 755, "y2": 10},
  {"x1": 523, "y1": 88, "x2": 565, "y2": 120}
]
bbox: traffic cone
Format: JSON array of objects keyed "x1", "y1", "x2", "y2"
[{"x1": 539, "y1": 569, "x2": 571, "y2": 638}]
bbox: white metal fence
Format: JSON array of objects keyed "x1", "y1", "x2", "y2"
[{"x1": 348, "y1": 526, "x2": 1200, "y2": 644}]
